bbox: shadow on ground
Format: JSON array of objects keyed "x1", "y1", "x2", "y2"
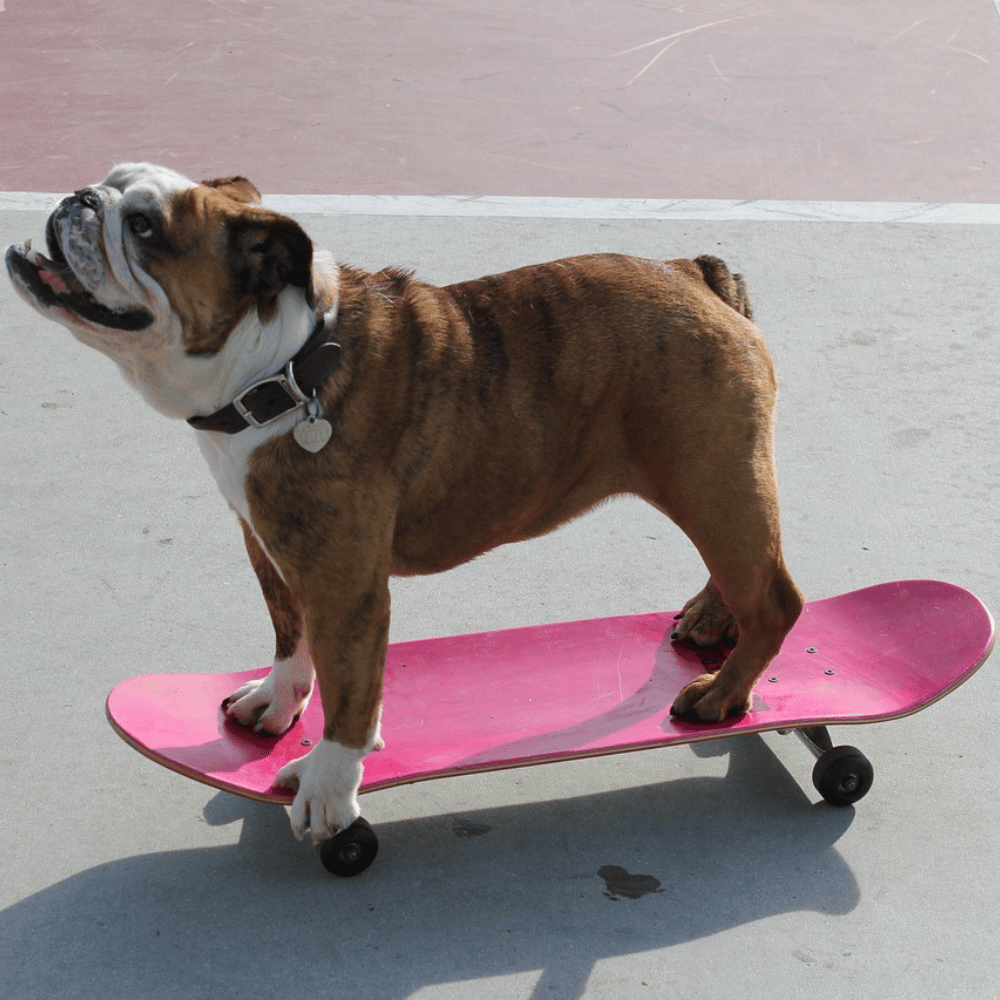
[{"x1": 2, "y1": 736, "x2": 858, "y2": 1000}]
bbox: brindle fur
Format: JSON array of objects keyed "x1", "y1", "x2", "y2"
[{"x1": 242, "y1": 251, "x2": 803, "y2": 747}]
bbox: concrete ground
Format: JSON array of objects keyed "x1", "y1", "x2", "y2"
[{"x1": 2, "y1": 3, "x2": 999, "y2": 999}]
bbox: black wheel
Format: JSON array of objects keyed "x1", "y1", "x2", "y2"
[
  {"x1": 319, "y1": 817, "x2": 379, "y2": 877},
  {"x1": 813, "y1": 745, "x2": 874, "y2": 806}
]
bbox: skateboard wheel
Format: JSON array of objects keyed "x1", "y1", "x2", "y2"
[
  {"x1": 319, "y1": 817, "x2": 379, "y2": 877},
  {"x1": 813, "y1": 746, "x2": 874, "y2": 806}
]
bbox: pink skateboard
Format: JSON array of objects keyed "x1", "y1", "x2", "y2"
[{"x1": 107, "y1": 579, "x2": 994, "y2": 876}]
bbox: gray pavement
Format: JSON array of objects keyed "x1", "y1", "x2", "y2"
[{"x1": 1, "y1": 207, "x2": 997, "y2": 999}]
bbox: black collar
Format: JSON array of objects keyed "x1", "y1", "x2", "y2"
[{"x1": 187, "y1": 319, "x2": 341, "y2": 435}]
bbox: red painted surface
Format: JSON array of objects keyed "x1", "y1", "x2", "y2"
[
  {"x1": 106, "y1": 580, "x2": 994, "y2": 803},
  {"x1": 2, "y1": 1, "x2": 999, "y2": 201}
]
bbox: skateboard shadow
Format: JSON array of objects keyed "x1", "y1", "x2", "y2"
[{"x1": 0, "y1": 735, "x2": 858, "y2": 1000}]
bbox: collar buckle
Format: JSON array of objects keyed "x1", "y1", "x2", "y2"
[{"x1": 230, "y1": 360, "x2": 311, "y2": 429}]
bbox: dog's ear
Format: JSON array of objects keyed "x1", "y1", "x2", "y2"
[
  {"x1": 229, "y1": 214, "x2": 315, "y2": 307},
  {"x1": 202, "y1": 175, "x2": 262, "y2": 206}
]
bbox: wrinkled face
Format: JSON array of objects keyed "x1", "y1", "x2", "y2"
[{"x1": 5, "y1": 162, "x2": 314, "y2": 359}]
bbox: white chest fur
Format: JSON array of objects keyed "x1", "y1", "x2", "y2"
[{"x1": 195, "y1": 413, "x2": 300, "y2": 568}]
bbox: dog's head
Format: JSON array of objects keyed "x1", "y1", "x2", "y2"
[{"x1": 6, "y1": 163, "x2": 332, "y2": 418}]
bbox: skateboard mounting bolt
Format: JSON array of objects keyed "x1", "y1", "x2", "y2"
[
  {"x1": 825, "y1": 669, "x2": 836, "y2": 676},
  {"x1": 301, "y1": 739, "x2": 313, "y2": 746},
  {"x1": 768, "y1": 676, "x2": 779, "y2": 683},
  {"x1": 806, "y1": 647, "x2": 818, "y2": 654}
]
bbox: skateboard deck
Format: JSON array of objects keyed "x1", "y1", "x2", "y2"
[{"x1": 108, "y1": 579, "x2": 993, "y2": 807}]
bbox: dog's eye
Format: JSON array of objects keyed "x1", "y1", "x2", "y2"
[{"x1": 128, "y1": 213, "x2": 155, "y2": 239}]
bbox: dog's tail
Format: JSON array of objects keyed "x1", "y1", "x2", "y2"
[{"x1": 694, "y1": 255, "x2": 753, "y2": 321}]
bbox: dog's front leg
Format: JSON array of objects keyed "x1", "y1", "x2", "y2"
[
  {"x1": 223, "y1": 517, "x2": 315, "y2": 734},
  {"x1": 274, "y1": 575, "x2": 390, "y2": 843}
]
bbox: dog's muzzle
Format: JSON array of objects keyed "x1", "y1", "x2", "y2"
[{"x1": 5, "y1": 187, "x2": 155, "y2": 332}]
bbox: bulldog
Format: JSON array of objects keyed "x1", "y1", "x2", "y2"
[{"x1": 6, "y1": 163, "x2": 803, "y2": 845}]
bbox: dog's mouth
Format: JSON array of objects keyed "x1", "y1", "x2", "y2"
[{"x1": 6, "y1": 224, "x2": 154, "y2": 332}]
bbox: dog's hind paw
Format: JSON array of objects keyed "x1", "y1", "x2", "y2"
[
  {"x1": 671, "y1": 582, "x2": 738, "y2": 646},
  {"x1": 670, "y1": 672, "x2": 753, "y2": 723}
]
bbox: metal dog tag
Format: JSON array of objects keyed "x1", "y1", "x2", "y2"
[
  {"x1": 293, "y1": 415, "x2": 332, "y2": 453},
  {"x1": 293, "y1": 397, "x2": 332, "y2": 453}
]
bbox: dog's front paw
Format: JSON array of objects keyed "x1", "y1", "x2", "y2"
[
  {"x1": 223, "y1": 656, "x2": 314, "y2": 735},
  {"x1": 275, "y1": 740, "x2": 364, "y2": 844},
  {"x1": 671, "y1": 583, "x2": 738, "y2": 646},
  {"x1": 670, "y1": 672, "x2": 753, "y2": 722}
]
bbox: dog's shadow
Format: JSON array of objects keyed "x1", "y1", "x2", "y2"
[{"x1": 2, "y1": 735, "x2": 859, "y2": 1000}]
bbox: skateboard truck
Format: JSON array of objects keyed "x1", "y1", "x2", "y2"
[
  {"x1": 780, "y1": 725, "x2": 876, "y2": 807},
  {"x1": 774, "y1": 654, "x2": 876, "y2": 806}
]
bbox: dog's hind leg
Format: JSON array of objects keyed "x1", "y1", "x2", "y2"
[
  {"x1": 632, "y1": 384, "x2": 803, "y2": 721},
  {"x1": 655, "y1": 456, "x2": 803, "y2": 722},
  {"x1": 626, "y1": 280, "x2": 803, "y2": 721}
]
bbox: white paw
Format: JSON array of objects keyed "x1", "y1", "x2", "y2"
[
  {"x1": 224, "y1": 653, "x2": 314, "y2": 735},
  {"x1": 275, "y1": 739, "x2": 365, "y2": 844}
]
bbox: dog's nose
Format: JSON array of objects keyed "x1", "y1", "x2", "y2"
[{"x1": 73, "y1": 187, "x2": 103, "y2": 211}]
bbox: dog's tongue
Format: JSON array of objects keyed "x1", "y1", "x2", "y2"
[{"x1": 24, "y1": 239, "x2": 87, "y2": 295}]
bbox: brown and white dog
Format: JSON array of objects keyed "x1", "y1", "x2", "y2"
[{"x1": 6, "y1": 163, "x2": 803, "y2": 844}]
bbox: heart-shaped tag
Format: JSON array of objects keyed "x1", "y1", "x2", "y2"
[{"x1": 293, "y1": 417, "x2": 332, "y2": 453}]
